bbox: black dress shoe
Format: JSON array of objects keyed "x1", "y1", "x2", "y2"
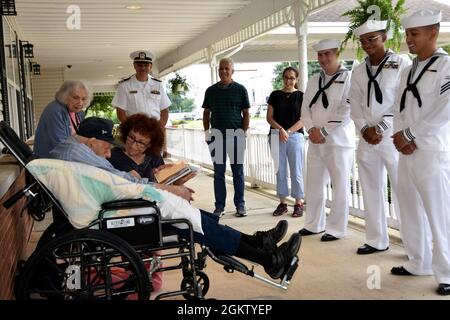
[
  {"x1": 264, "y1": 233, "x2": 302, "y2": 280},
  {"x1": 437, "y1": 283, "x2": 450, "y2": 296},
  {"x1": 391, "y1": 266, "x2": 413, "y2": 276},
  {"x1": 253, "y1": 220, "x2": 288, "y2": 250},
  {"x1": 320, "y1": 233, "x2": 339, "y2": 242},
  {"x1": 298, "y1": 228, "x2": 324, "y2": 236},
  {"x1": 356, "y1": 244, "x2": 389, "y2": 255}
]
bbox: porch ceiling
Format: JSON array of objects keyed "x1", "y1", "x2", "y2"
[{"x1": 13, "y1": 0, "x2": 252, "y2": 85}]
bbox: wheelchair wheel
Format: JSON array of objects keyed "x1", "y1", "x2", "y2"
[
  {"x1": 181, "y1": 270, "x2": 209, "y2": 300},
  {"x1": 16, "y1": 229, "x2": 150, "y2": 300}
]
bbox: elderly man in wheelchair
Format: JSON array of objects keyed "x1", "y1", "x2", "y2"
[{"x1": 0, "y1": 118, "x2": 301, "y2": 300}]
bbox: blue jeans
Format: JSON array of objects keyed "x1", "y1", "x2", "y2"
[
  {"x1": 208, "y1": 132, "x2": 246, "y2": 211},
  {"x1": 270, "y1": 132, "x2": 305, "y2": 200}
]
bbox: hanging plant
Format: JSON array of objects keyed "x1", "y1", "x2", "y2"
[
  {"x1": 341, "y1": 0, "x2": 407, "y2": 59},
  {"x1": 168, "y1": 72, "x2": 190, "y2": 95}
]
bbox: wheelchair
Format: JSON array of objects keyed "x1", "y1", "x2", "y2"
[{"x1": 0, "y1": 121, "x2": 299, "y2": 300}]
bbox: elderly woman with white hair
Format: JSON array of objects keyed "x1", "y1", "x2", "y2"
[{"x1": 34, "y1": 80, "x2": 92, "y2": 158}]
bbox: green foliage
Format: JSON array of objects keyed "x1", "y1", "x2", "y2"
[
  {"x1": 443, "y1": 44, "x2": 450, "y2": 54},
  {"x1": 167, "y1": 92, "x2": 195, "y2": 113},
  {"x1": 272, "y1": 61, "x2": 355, "y2": 90},
  {"x1": 341, "y1": 0, "x2": 406, "y2": 59},
  {"x1": 168, "y1": 72, "x2": 190, "y2": 95},
  {"x1": 85, "y1": 94, "x2": 119, "y2": 124}
]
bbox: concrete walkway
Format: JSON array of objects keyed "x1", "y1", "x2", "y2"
[{"x1": 27, "y1": 167, "x2": 449, "y2": 300}]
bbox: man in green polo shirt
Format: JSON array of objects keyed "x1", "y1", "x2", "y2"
[{"x1": 202, "y1": 57, "x2": 251, "y2": 218}]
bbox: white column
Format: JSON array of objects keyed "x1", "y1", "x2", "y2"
[
  {"x1": 205, "y1": 47, "x2": 217, "y2": 85},
  {"x1": 292, "y1": 1, "x2": 309, "y2": 92},
  {"x1": 297, "y1": 22, "x2": 308, "y2": 92}
]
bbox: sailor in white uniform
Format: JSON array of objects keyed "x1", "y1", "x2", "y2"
[
  {"x1": 349, "y1": 20, "x2": 411, "y2": 254},
  {"x1": 299, "y1": 39, "x2": 355, "y2": 242},
  {"x1": 391, "y1": 10, "x2": 450, "y2": 296},
  {"x1": 112, "y1": 50, "x2": 171, "y2": 125}
]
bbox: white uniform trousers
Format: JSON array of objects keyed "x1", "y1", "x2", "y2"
[
  {"x1": 396, "y1": 150, "x2": 450, "y2": 283},
  {"x1": 304, "y1": 144, "x2": 354, "y2": 237},
  {"x1": 356, "y1": 139, "x2": 399, "y2": 250}
]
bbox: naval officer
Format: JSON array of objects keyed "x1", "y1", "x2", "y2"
[{"x1": 112, "y1": 50, "x2": 171, "y2": 126}]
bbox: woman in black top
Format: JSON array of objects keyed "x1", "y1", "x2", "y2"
[
  {"x1": 108, "y1": 113, "x2": 165, "y2": 181},
  {"x1": 266, "y1": 67, "x2": 305, "y2": 217}
]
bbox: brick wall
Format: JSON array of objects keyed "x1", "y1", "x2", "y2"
[{"x1": 0, "y1": 170, "x2": 33, "y2": 300}]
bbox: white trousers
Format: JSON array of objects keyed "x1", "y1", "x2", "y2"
[
  {"x1": 304, "y1": 144, "x2": 354, "y2": 237},
  {"x1": 357, "y1": 140, "x2": 399, "y2": 250},
  {"x1": 396, "y1": 151, "x2": 450, "y2": 284}
]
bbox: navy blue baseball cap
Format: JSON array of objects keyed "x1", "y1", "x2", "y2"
[{"x1": 78, "y1": 117, "x2": 121, "y2": 147}]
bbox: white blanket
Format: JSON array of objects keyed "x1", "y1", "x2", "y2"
[{"x1": 26, "y1": 158, "x2": 203, "y2": 234}]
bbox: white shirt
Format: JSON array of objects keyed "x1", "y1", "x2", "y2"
[
  {"x1": 301, "y1": 67, "x2": 355, "y2": 148},
  {"x1": 112, "y1": 74, "x2": 171, "y2": 120},
  {"x1": 350, "y1": 51, "x2": 411, "y2": 136},
  {"x1": 394, "y1": 49, "x2": 450, "y2": 152}
]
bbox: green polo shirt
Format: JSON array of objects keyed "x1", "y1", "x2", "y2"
[{"x1": 202, "y1": 81, "x2": 250, "y2": 133}]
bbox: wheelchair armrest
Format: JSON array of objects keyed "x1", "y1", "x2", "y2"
[{"x1": 101, "y1": 199, "x2": 157, "y2": 211}]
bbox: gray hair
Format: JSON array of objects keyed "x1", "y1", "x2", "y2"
[
  {"x1": 55, "y1": 80, "x2": 92, "y2": 107},
  {"x1": 219, "y1": 57, "x2": 234, "y2": 69}
]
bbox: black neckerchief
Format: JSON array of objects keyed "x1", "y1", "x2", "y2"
[
  {"x1": 365, "y1": 50, "x2": 392, "y2": 107},
  {"x1": 309, "y1": 66, "x2": 347, "y2": 109},
  {"x1": 399, "y1": 51, "x2": 447, "y2": 112}
]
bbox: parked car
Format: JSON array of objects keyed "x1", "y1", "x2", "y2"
[{"x1": 183, "y1": 111, "x2": 203, "y2": 121}]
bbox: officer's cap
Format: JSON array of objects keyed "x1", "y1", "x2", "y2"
[{"x1": 130, "y1": 50, "x2": 154, "y2": 63}]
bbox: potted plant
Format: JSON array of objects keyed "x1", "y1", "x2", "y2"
[
  {"x1": 340, "y1": 0, "x2": 406, "y2": 59},
  {"x1": 168, "y1": 72, "x2": 190, "y2": 95}
]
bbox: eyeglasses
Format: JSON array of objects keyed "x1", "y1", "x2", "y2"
[
  {"x1": 358, "y1": 34, "x2": 382, "y2": 46},
  {"x1": 283, "y1": 76, "x2": 297, "y2": 81},
  {"x1": 127, "y1": 134, "x2": 149, "y2": 149}
]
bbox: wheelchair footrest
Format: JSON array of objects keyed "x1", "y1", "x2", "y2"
[
  {"x1": 282, "y1": 256, "x2": 299, "y2": 282},
  {"x1": 215, "y1": 254, "x2": 249, "y2": 274},
  {"x1": 206, "y1": 249, "x2": 251, "y2": 274}
]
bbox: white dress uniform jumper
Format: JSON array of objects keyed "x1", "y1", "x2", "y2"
[
  {"x1": 350, "y1": 50, "x2": 411, "y2": 250},
  {"x1": 301, "y1": 66, "x2": 356, "y2": 238}
]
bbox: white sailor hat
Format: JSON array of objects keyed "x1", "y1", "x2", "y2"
[
  {"x1": 354, "y1": 20, "x2": 388, "y2": 37},
  {"x1": 312, "y1": 39, "x2": 341, "y2": 52},
  {"x1": 130, "y1": 50, "x2": 154, "y2": 63},
  {"x1": 401, "y1": 10, "x2": 441, "y2": 29}
]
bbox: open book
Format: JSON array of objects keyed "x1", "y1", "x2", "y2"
[{"x1": 154, "y1": 161, "x2": 193, "y2": 185}]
